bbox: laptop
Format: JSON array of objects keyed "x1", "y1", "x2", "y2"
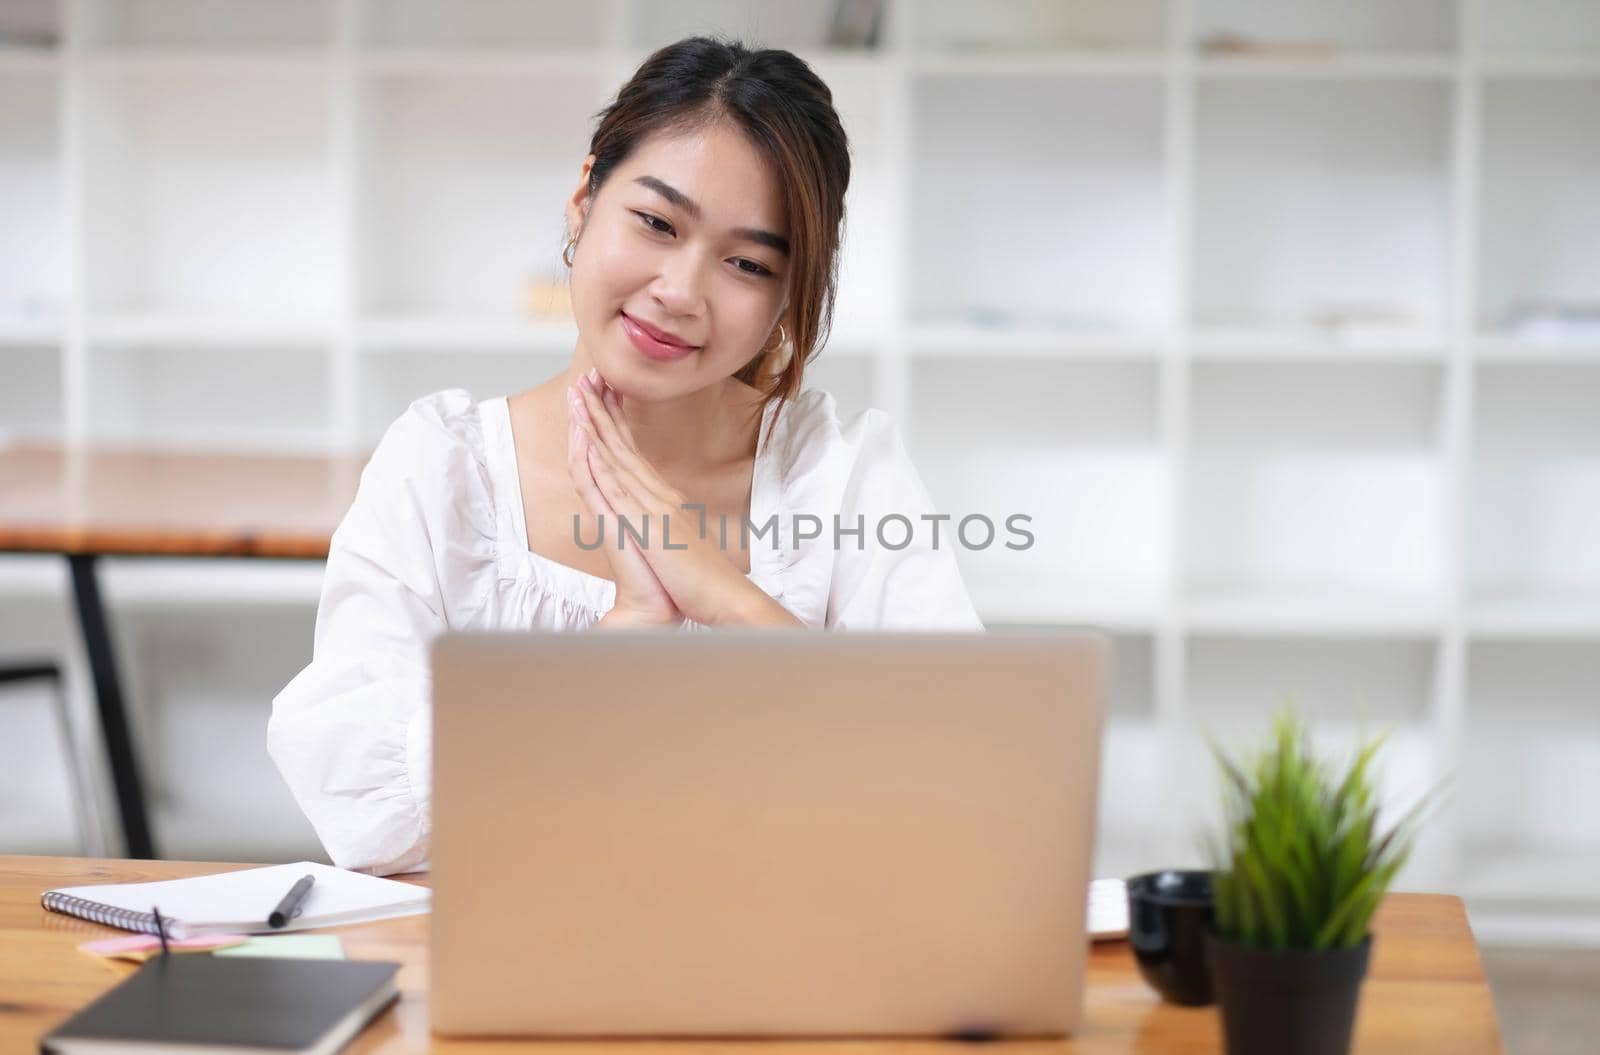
[{"x1": 429, "y1": 630, "x2": 1108, "y2": 1038}]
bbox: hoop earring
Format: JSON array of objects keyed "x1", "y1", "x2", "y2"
[
  {"x1": 769, "y1": 323, "x2": 788, "y2": 350},
  {"x1": 562, "y1": 237, "x2": 577, "y2": 269}
]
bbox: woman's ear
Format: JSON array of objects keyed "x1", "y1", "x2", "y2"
[{"x1": 565, "y1": 153, "x2": 598, "y2": 242}]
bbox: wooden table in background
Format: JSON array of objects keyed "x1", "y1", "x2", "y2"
[
  {"x1": 0, "y1": 445, "x2": 364, "y2": 859},
  {"x1": 1, "y1": 857, "x2": 1504, "y2": 1054}
]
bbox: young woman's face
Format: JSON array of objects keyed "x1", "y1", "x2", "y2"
[{"x1": 565, "y1": 122, "x2": 792, "y2": 401}]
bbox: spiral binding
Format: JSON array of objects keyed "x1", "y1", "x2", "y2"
[{"x1": 42, "y1": 891, "x2": 169, "y2": 936}]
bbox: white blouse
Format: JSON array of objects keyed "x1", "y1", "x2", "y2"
[{"x1": 268, "y1": 387, "x2": 984, "y2": 876}]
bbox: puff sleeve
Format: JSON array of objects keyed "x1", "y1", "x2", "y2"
[
  {"x1": 267, "y1": 390, "x2": 497, "y2": 875},
  {"x1": 824, "y1": 409, "x2": 985, "y2": 631}
]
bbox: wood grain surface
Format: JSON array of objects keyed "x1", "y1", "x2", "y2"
[
  {"x1": 1, "y1": 856, "x2": 1502, "y2": 1054},
  {"x1": 0, "y1": 444, "x2": 365, "y2": 558}
]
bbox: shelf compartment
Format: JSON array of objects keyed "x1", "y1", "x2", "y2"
[
  {"x1": 360, "y1": 0, "x2": 602, "y2": 52},
  {"x1": 76, "y1": 0, "x2": 331, "y2": 51},
  {"x1": 87, "y1": 314, "x2": 332, "y2": 348},
  {"x1": 1480, "y1": 56, "x2": 1600, "y2": 79},
  {"x1": 0, "y1": 71, "x2": 64, "y2": 329},
  {"x1": 910, "y1": 53, "x2": 1167, "y2": 79},
  {"x1": 912, "y1": 0, "x2": 1166, "y2": 59},
  {"x1": 908, "y1": 358, "x2": 1170, "y2": 625},
  {"x1": 356, "y1": 70, "x2": 600, "y2": 319},
  {"x1": 355, "y1": 49, "x2": 596, "y2": 77},
  {"x1": 1192, "y1": 0, "x2": 1457, "y2": 58},
  {"x1": 358, "y1": 315, "x2": 577, "y2": 353},
  {"x1": 800, "y1": 354, "x2": 875, "y2": 431},
  {"x1": 1469, "y1": 364, "x2": 1600, "y2": 599},
  {"x1": 1482, "y1": 0, "x2": 1600, "y2": 61},
  {"x1": 1184, "y1": 590, "x2": 1446, "y2": 637},
  {"x1": 85, "y1": 342, "x2": 332, "y2": 450},
  {"x1": 80, "y1": 51, "x2": 330, "y2": 75},
  {"x1": 964, "y1": 571, "x2": 1164, "y2": 632},
  {"x1": 0, "y1": 0, "x2": 60, "y2": 53},
  {"x1": 1467, "y1": 593, "x2": 1600, "y2": 640},
  {"x1": 1460, "y1": 852, "x2": 1600, "y2": 923},
  {"x1": 911, "y1": 325, "x2": 1166, "y2": 361},
  {"x1": 1460, "y1": 641, "x2": 1600, "y2": 906},
  {"x1": 1186, "y1": 362, "x2": 1448, "y2": 600},
  {"x1": 1189, "y1": 326, "x2": 1447, "y2": 362},
  {"x1": 1192, "y1": 80, "x2": 1450, "y2": 333},
  {"x1": 1475, "y1": 335, "x2": 1600, "y2": 364},
  {"x1": 1179, "y1": 633, "x2": 1447, "y2": 882},
  {"x1": 80, "y1": 68, "x2": 334, "y2": 321},
  {"x1": 628, "y1": 0, "x2": 870, "y2": 52},
  {"x1": 0, "y1": 342, "x2": 63, "y2": 441},
  {"x1": 1089, "y1": 633, "x2": 1169, "y2": 878},
  {"x1": 806, "y1": 57, "x2": 892, "y2": 356},
  {"x1": 910, "y1": 76, "x2": 1168, "y2": 335},
  {"x1": 0, "y1": 319, "x2": 61, "y2": 345},
  {"x1": 358, "y1": 347, "x2": 563, "y2": 443},
  {"x1": 0, "y1": 52, "x2": 58, "y2": 74},
  {"x1": 1193, "y1": 55, "x2": 1456, "y2": 80},
  {"x1": 1477, "y1": 80, "x2": 1600, "y2": 336}
]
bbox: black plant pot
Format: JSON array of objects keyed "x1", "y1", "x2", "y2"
[{"x1": 1207, "y1": 933, "x2": 1373, "y2": 1055}]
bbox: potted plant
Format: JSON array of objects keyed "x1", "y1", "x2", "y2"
[{"x1": 1206, "y1": 709, "x2": 1438, "y2": 1055}]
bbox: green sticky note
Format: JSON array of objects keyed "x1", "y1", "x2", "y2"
[{"x1": 213, "y1": 935, "x2": 346, "y2": 960}]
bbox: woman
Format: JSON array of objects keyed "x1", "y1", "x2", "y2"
[{"x1": 269, "y1": 37, "x2": 982, "y2": 876}]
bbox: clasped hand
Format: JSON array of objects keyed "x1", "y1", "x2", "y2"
[{"x1": 565, "y1": 367, "x2": 783, "y2": 629}]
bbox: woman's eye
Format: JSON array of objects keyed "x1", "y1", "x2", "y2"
[
  {"x1": 633, "y1": 211, "x2": 673, "y2": 236},
  {"x1": 734, "y1": 259, "x2": 773, "y2": 278}
]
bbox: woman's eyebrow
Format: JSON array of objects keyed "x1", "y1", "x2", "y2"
[{"x1": 632, "y1": 175, "x2": 790, "y2": 256}]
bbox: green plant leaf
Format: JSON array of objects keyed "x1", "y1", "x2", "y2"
[{"x1": 1204, "y1": 706, "x2": 1442, "y2": 951}]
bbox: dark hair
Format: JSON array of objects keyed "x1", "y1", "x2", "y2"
[{"x1": 580, "y1": 36, "x2": 851, "y2": 422}]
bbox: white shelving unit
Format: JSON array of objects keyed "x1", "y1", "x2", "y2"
[{"x1": 2, "y1": 0, "x2": 1598, "y2": 938}]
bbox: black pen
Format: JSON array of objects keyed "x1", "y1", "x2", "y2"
[
  {"x1": 152, "y1": 906, "x2": 170, "y2": 957},
  {"x1": 267, "y1": 874, "x2": 316, "y2": 929}
]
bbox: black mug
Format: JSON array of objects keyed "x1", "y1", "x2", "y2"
[{"x1": 1126, "y1": 869, "x2": 1217, "y2": 1007}]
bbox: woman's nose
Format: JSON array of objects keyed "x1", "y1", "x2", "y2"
[{"x1": 651, "y1": 250, "x2": 708, "y2": 318}]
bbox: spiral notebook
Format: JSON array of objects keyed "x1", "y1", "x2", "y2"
[{"x1": 42, "y1": 861, "x2": 431, "y2": 939}]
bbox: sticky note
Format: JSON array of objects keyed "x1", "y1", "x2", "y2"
[
  {"x1": 213, "y1": 934, "x2": 346, "y2": 960},
  {"x1": 79, "y1": 933, "x2": 251, "y2": 962}
]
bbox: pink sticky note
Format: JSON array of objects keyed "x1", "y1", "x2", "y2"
[{"x1": 79, "y1": 933, "x2": 252, "y2": 961}]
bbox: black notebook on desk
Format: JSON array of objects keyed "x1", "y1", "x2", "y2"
[{"x1": 39, "y1": 954, "x2": 399, "y2": 1055}]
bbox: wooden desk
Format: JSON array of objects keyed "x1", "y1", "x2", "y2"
[
  {"x1": 2, "y1": 857, "x2": 1503, "y2": 1054},
  {"x1": 0, "y1": 445, "x2": 364, "y2": 858}
]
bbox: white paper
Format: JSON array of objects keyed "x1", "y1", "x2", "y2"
[{"x1": 48, "y1": 861, "x2": 431, "y2": 937}]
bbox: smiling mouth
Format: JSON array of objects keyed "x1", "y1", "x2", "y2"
[
  {"x1": 620, "y1": 311, "x2": 701, "y2": 362},
  {"x1": 621, "y1": 312, "x2": 698, "y2": 348}
]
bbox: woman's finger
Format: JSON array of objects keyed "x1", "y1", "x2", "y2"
[
  {"x1": 577, "y1": 376, "x2": 674, "y2": 496},
  {"x1": 580, "y1": 420, "x2": 650, "y2": 522},
  {"x1": 573, "y1": 380, "x2": 681, "y2": 509},
  {"x1": 566, "y1": 405, "x2": 614, "y2": 521},
  {"x1": 570, "y1": 400, "x2": 682, "y2": 622},
  {"x1": 600, "y1": 384, "x2": 640, "y2": 452}
]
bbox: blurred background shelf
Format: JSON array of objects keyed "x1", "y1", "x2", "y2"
[
  {"x1": 1188, "y1": 327, "x2": 1449, "y2": 362},
  {"x1": 357, "y1": 315, "x2": 578, "y2": 352},
  {"x1": 910, "y1": 53, "x2": 1167, "y2": 78},
  {"x1": 86, "y1": 314, "x2": 334, "y2": 348},
  {"x1": 1474, "y1": 335, "x2": 1600, "y2": 363},
  {"x1": 1182, "y1": 591, "x2": 1449, "y2": 637},
  {"x1": 910, "y1": 325, "x2": 1167, "y2": 360},
  {"x1": 1466, "y1": 593, "x2": 1600, "y2": 639},
  {"x1": 1192, "y1": 54, "x2": 1456, "y2": 79},
  {"x1": 1, "y1": 0, "x2": 1597, "y2": 947}
]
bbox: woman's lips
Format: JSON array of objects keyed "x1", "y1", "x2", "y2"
[{"x1": 621, "y1": 312, "x2": 699, "y2": 362}]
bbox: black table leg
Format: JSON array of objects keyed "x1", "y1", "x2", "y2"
[{"x1": 67, "y1": 554, "x2": 157, "y2": 859}]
